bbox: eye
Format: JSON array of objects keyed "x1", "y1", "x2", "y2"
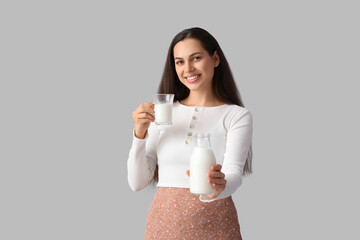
[
  {"x1": 194, "y1": 56, "x2": 200, "y2": 61},
  {"x1": 175, "y1": 60, "x2": 183, "y2": 65}
]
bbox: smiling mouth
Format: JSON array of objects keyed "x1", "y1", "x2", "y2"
[{"x1": 185, "y1": 74, "x2": 200, "y2": 83}]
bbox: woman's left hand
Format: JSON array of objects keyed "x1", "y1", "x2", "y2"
[
  {"x1": 186, "y1": 164, "x2": 227, "y2": 200},
  {"x1": 206, "y1": 164, "x2": 226, "y2": 199}
]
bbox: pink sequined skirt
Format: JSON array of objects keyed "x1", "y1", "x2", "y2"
[{"x1": 145, "y1": 187, "x2": 242, "y2": 240}]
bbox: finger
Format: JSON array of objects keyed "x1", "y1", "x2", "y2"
[
  {"x1": 210, "y1": 164, "x2": 222, "y2": 171},
  {"x1": 208, "y1": 171, "x2": 225, "y2": 179},
  {"x1": 136, "y1": 119, "x2": 154, "y2": 125},
  {"x1": 209, "y1": 178, "x2": 227, "y2": 185},
  {"x1": 134, "y1": 113, "x2": 155, "y2": 123},
  {"x1": 133, "y1": 110, "x2": 155, "y2": 121},
  {"x1": 137, "y1": 112, "x2": 155, "y2": 119},
  {"x1": 136, "y1": 107, "x2": 155, "y2": 115},
  {"x1": 140, "y1": 102, "x2": 154, "y2": 109},
  {"x1": 135, "y1": 117, "x2": 154, "y2": 125},
  {"x1": 136, "y1": 103, "x2": 155, "y2": 113},
  {"x1": 211, "y1": 183, "x2": 226, "y2": 190}
]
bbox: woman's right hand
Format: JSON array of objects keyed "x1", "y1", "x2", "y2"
[{"x1": 132, "y1": 102, "x2": 155, "y2": 139}]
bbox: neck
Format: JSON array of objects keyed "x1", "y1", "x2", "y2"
[{"x1": 181, "y1": 90, "x2": 224, "y2": 107}]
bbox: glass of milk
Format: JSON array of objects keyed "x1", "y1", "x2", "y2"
[
  {"x1": 190, "y1": 133, "x2": 217, "y2": 195},
  {"x1": 153, "y1": 94, "x2": 174, "y2": 125}
]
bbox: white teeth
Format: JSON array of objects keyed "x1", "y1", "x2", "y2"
[{"x1": 187, "y1": 75, "x2": 198, "y2": 80}]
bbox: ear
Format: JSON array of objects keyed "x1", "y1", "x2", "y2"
[{"x1": 213, "y1": 50, "x2": 220, "y2": 67}]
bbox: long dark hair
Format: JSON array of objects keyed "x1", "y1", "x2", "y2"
[{"x1": 154, "y1": 27, "x2": 252, "y2": 182}]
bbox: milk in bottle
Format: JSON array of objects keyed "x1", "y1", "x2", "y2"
[{"x1": 190, "y1": 133, "x2": 217, "y2": 195}]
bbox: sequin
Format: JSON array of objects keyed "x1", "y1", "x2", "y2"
[{"x1": 145, "y1": 187, "x2": 242, "y2": 239}]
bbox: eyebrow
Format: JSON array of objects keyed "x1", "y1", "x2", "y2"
[{"x1": 174, "y1": 52, "x2": 203, "y2": 60}]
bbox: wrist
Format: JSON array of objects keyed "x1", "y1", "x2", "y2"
[{"x1": 134, "y1": 130, "x2": 147, "y2": 139}]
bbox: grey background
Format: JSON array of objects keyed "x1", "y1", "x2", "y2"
[{"x1": 1, "y1": 0, "x2": 359, "y2": 239}]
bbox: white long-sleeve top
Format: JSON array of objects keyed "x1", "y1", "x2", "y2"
[{"x1": 127, "y1": 101, "x2": 253, "y2": 202}]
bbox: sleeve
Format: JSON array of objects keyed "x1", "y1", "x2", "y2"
[
  {"x1": 127, "y1": 124, "x2": 159, "y2": 192},
  {"x1": 200, "y1": 108, "x2": 253, "y2": 202}
]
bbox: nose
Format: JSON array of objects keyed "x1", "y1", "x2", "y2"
[{"x1": 185, "y1": 62, "x2": 194, "y2": 72}]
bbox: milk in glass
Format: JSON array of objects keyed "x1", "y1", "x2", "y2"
[
  {"x1": 154, "y1": 103, "x2": 172, "y2": 125},
  {"x1": 153, "y1": 94, "x2": 174, "y2": 125}
]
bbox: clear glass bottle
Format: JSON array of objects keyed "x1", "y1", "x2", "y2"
[{"x1": 190, "y1": 133, "x2": 217, "y2": 195}]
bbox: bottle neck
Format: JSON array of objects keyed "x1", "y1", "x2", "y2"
[{"x1": 195, "y1": 133, "x2": 211, "y2": 148}]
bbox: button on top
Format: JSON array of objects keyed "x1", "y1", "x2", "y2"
[{"x1": 185, "y1": 107, "x2": 202, "y2": 145}]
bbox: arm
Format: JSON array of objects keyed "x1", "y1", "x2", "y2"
[
  {"x1": 200, "y1": 108, "x2": 253, "y2": 202},
  {"x1": 127, "y1": 125, "x2": 158, "y2": 191},
  {"x1": 127, "y1": 102, "x2": 158, "y2": 191}
]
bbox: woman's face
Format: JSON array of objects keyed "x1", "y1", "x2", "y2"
[{"x1": 173, "y1": 38, "x2": 219, "y2": 93}]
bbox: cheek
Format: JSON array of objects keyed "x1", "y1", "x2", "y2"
[
  {"x1": 175, "y1": 67, "x2": 183, "y2": 79},
  {"x1": 200, "y1": 60, "x2": 213, "y2": 72},
  {"x1": 203, "y1": 63, "x2": 215, "y2": 77}
]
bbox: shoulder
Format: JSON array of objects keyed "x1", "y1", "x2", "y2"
[
  {"x1": 225, "y1": 104, "x2": 252, "y2": 118},
  {"x1": 223, "y1": 105, "x2": 253, "y2": 129},
  {"x1": 226, "y1": 104, "x2": 250, "y2": 112}
]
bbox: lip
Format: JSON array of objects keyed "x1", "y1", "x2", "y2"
[{"x1": 185, "y1": 74, "x2": 200, "y2": 83}]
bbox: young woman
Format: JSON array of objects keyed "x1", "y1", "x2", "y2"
[{"x1": 128, "y1": 27, "x2": 253, "y2": 239}]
